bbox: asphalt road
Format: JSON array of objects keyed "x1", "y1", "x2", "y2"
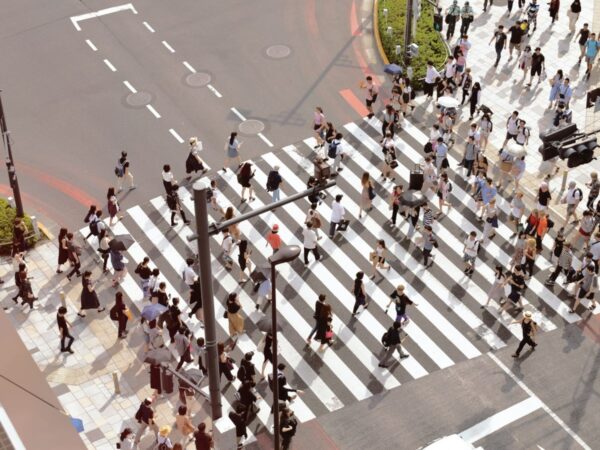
[{"x1": 0, "y1": 0, "x2": 373, "y2": 225}]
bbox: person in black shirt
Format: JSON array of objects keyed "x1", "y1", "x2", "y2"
[
  {"x1": 527, "y1": 47, "x2": 545, "y2": 86},
  {"x1": 306, "y1": 294, "x2": 326, "y2": 343},
  {"x1": 501, "y1": 265, "x2": 526, "y2": 311},
  {"x1": 577, "y1": 23, "x2": 590, "y2": 63},
  {"x1": 379, "y1": 321, "x2": 409, "y2": 368},
  {"x1": 280, "y1": 407, "x2": 298, "y2": 450},
  {"x1": 133, "y1": 396, "x2": 159, "y2": 446},
  {"x1": 351, "y1": 272, "x2": 370, "y2": 316},
  {"x1": 489, "y1": 25, "x2": 507, "y2": 67},
  {"x1": 237, "y1": 380, "x2": 260, "y2": 422},
  {"x1": 536, "y1": 182, "x2": 552, "y2": 211},
  {"x1": 508, "y1": 22, "x2": 523, "y2": 59},
  {"x1": 511, "y1": 311, "x2": 538, "y2": 357},
  {"x1": 135, "y1": 257, "x2": 152, "y2": 298},
  {"x1": 228, "y1": 405, "x2": 248, "y2": 449},
  {"x1": 57, "y1": 306, "x2": 74, "y2": 353},
  {"x1": 152, "y1": 282, "x2": 169, "y2": 307},
  {"x1": 385, "y1": 285, "x2": 417, "y2": 325}
]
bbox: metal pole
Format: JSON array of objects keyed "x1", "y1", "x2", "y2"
[
  {"x1": 0, "y1": 91, "x2": 24, "y2": 217},
  {"x1": 271, "y1": 263, "x2": 280, "y2": 450},
  {"x1": 192, "y1": 180, "x2": 222, "y2": 420},
  {"x1": 404, "y1": 0, "x2": 413, "y2": 68}
]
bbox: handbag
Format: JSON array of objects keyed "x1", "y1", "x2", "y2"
[
  {"x1": 226, "y1": 357, "x2": 234, "y2": 371},
  {"x1": 368, "y1": 185, "x2": 376, "y2": 200},
  {"x1": 223, "y1": 311, "x2": 228, "y2": 319},
  {"x1": 369, "y1": 251, "x2": 377, "y2": 262},
  {"x1": 337, "y1": 219, "x2": 350, "y2": 231},
  {"x1": 125, "y1": 308, "x2": 133, "y2": 320},
  {"x1": 500, "y1": 160, "x2": 512, "y2": 172},
  {"x1": 390, "y1": 160, "x2": 399, "y2": 169}
]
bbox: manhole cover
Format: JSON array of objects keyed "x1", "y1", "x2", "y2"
[
  {"x1": 266, "y1": 44, "x2": 291, "y2": 59},
  {"x1": 186, "y1": 72, "x2": 212, "y2": 87},
  {"x1": 126, "y1": 91, "x2": 152, "y2": 107},
  {"x1": 239, "y1": 119, "x2": 265, "y2": 134}
]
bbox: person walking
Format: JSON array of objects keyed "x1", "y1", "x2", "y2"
[
  {"x1": 110, "y1": 291, "x2": 129, "y2": 339},
  {"x1": 305, "y1": 203, "x2": 323, "y2": 238},
  {"x1": 117, "y1": 428, "x2": 135, "y2": 450},
  {"x1": 445, "y1": 0, "x2": 461, "y2": 40},
  {"x1": 548, "y1": 69, "x2": 564, "y2": 109},
  {"x1": 110, "y1": 249, "x2": 128, "y2": 287},
  {"x1": 567, "y1": 0, "x2": 581, "y2": 34},
  {"x1": 188, "y1": 279, "x2": 204, "y2": 325},
  {"x1": 478, "y1": 113, "x2": 493, "y2": 151},
  {"x1": 260, "y1": 331, "x2": 274, "y2": 378},
  {"x1": 175, "y1": 405, "x2": 195, "y2": 447},
  {"x1": 359, "y1": 172, "x2": 375, "y2": 219},
  {"x1": 329, "y1": 195, "x2": 346, "y2": 238},
  {"x1": 507, "y1": 21, "x2": 524, "y2": 60},
  {"x1": 576, "y1": 23, "x2": 591, "y2": 63},
  {"x1": 519, "y1": 45, "x2": 533, "y2": 80},
  {"x1": 378, "y1": 321, "x2": 409, "y2": 368},
  {"x1": 56, "y1": 228, "x2": 69, "y2": 274},
  {"x1": 65, "y1": 232, "x2": 82, "y2": 281},
  {"x1": 570, "y1": 263, "x2": 598, "y2": 312},
  {"x1": 483, "y1": 265, "x2": 508, "y2": 308},
  {"x1": 360, "y1": 76, "x2": 379, "y2": 118},
  {"x1": 266, "y1": 166, "x2": 283, "y2": 203},
  {"x1": 482, "y1": 199, "x2": 499, "y2": 244},
  {"x1": 166, "y1": 185, "x2": 190, "y2": 226},
  {"x1": 381, "y1": 105, "x2": 398, "y2": 138},
  {"x1": 509, "y1": 192, "x2": 526, "y2": 237},
  {"x1": 229, "y1": 405, "x2": 248, "y2": 449},
  {"x1": 237, "y1": 380, "x2": 260, "y2": 422},
  {"x1": 133, "y1": 396, "x2": 159, "y2": 446},
  {"x1": 502, "y1": 265, "x2": 526, "y2": 311},
  {"x1": 218, "y1": 341, "x2": 235, "y2": 382},
  {"x1": 545, "y1": 242, "x2": 574, "y2": 286},
  {"x1": 351, "y1": 271, "x2": 370, "y2": 316},
  {"x1": 468, "y1": 82, "x2": 481, "y2": 120},
  {"x1": 459, "y1": 67, "x2": 473, "y2": 105},
  {"x1": 193, "y1": 423, "x2": 214, "y2": 450},
  {"x1": 381, "y1": 134, "x2": 397, "y2": 182},
  {"x1": 571, "y1": 209, "x2": 595, "y2": 250},
  {"x1": 135, "y1": 257, "x2": 152, "y2": 298},
  {"x1": 389, "y1": 185, "x2": 403, "y2": 227},
  {"x1": 585, "y1": 172, "x2": 600, "y2": 210},
  {"x1": 306, "y1": 294, "x2": 327, "y2": 343},
  {"x1": 462, "y1": 231, "x2": 479, "y2": 276},
  {"x1": 385, "y1": 284, "x2": 416, "y2": 325},
  {"x1": 115, "y1": 151, "x2": 135, "y2": 192},
  {"x1": 237, "y1": 161, "x2": 256, "y2": 202},
  {"x1": 526, "y1": 47, "x2": 545, "y2": 86},
  {"x1": 303, "y1": 222, "x2": 321, "y2": 265},
  {"x1": 490, "y1": 25, "x2": 508, "y2": 67},
  {"x1": 313, "y1": 107, "x2": 326, "y2": 148},
  {"x1": 548, "y1": 0, "x2": 560, "y2": 24},
  {"x1": 106, "y1": 187, "x2": 122, "y2": 227},
  {"x1": 422, "y1": 225, "x2": 438, "y2": 268},
  {"x1": 223, "y1": 132, "x2": 242, "y2": 172},
  {"x1": 57, "y1": 306, "x2": 74, "y2": 353},
  {"x1": 315, "y1": 303, "x2": 334, "y2": 352},
  {"x1": 436, "y1": 172, "x2": 452, "y2": 217},
  {"x1": 156, "y1": 426, "x2": 174, "y2": 449},
  {"x1": 78, "y1": 271, "x2": 104, "y2": 317},
  {"x1": 185, "y1": 136, "x2": 208, "y2": 180},
  {"x1": 280, "y1": 408, "x2": 298, "y2": 450},
  {"x1": 237, "y1": 239, "x2": 253, "y2": 283},
  {"x1": 511, "y1": 311, "x2": 538, "y2": 357},
  {"x1": 329, "y1": 133, "x2": 345, "y2": 173},
  {"x1": 523, "y1": 237, "x2": 537, "y2": 278},
  {"x1": 224, "y1": 207, "x2": 241, "y2": 241},
  {"x1": 162, "y1": 164, "x2": 176, "y2": 195},
  {"x1": 370, "y1": 240, "x2": 390, "y2": 278},
  {"x1": 265, "y1": 224, "x2": 282, "y2": 254},
  {"x1": 460, "y1": 1, "x2": 475, "y2": 35},
  {"x1": 226, "y1": 292, "x2": 245, "y2": 337},
  {"x1": 562, "y1": 181, "x2": 583, "y2": 226},
  {"x1": 424, "y1": 61, "x2": 441, "y2": 98},
  {"x1": 525, "y1": 0, "x2": 540, "y2": 33}
]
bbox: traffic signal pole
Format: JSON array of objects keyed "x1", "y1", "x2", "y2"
[{"x1": 0, "y1": 91, "x2": 25, "y2": 218}]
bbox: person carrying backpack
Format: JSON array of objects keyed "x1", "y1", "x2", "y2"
[
  {"x1": 329, "y1": 133, "x2": 344, "y2": 173},
  {"x1": 378, "y1": 321, "x2": 409, "y2": 368},
  {"x1": 266, "y1": 166, "x2": 283, "y2": 203},
  {"x1": 115, "y1": 151, "x2": 135, "y2": 192},
  {"x1": 133, "y1": 396, "x2": 158, "y2": 446}
]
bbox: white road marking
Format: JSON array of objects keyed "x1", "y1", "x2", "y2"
[
  {"x1": 142, "y1": 21, "x2": 155, "y2": 33},
  {"x1": 122, "y1": 81, "x2": 137, "y2": 93},
  {"x1": 146, "y1": 104, "x2": 161, "y2": 119},
  {"x1": 85, "y1": 39, "x2": 97, "y2": 51},
  {"x1": 459, "y1": 397, "x2": 543, "y2": 444},
  {"x1": 169, "y1": 128, "x2": 184, "y2": 143},
  {"x1": 230, "y1": 107, "x2": 246, "y2": 121},
  {"x1": 258, "y1": 132, "x2": 274, "y2": 147},
  {"x1": 70, "y1": 3, "x2": 137, "y2": 31},
  {"x1": 488, "y1": 352, "x2": 592, "y2": 450},
  {"x1": 162, "y1": 40, "x2": 175, "y2": 53},
  {"x1": 103, "y1": 59, "x2": 117, "y2": 72},
  {"x1": 182, "y1": 61, "x2": 196, "y2": 73},
  {"x1": 207, "y1": 84, "x2": 223, "y2": 98}
]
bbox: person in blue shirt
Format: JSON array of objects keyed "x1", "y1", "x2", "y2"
[
  {"x1": 477, "y1": 177, "x2": 497, "y2": 221},
  {"x1": 584, "y1": 33, "x2": 599, "y2": 80}
]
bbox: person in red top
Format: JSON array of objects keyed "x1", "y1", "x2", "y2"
[{"x1": 266, "y1": 224, "x2": 282, "y2": 254}]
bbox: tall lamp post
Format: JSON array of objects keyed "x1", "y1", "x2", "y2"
[
  {"x1": 0, "y1": 90, "x2": 24, "y2": 217},
  {"x1": 268, "y1": 245, "x2": 301, "y2": 450}
]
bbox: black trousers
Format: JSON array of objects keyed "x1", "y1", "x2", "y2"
[
  {"x1": 446, "y1": 20, "x2": 456, "y2": 40},
  {"x1": 176, "y1": 348, "x2": 192, "y2": 371},
  {"x1": 171, "y1": 210, "x2": 188, "y2": 225},
  {"x1": 507, "y1": 0, "x2": 514, "y2": 12},
  {"x1": 60, "y1": 330, "x2": 75, "y2": 351},
  {"x1": 515, "y1": 334, "x2": 536, "y2": 355},
  {"x1": 118, "y1": 315, "x2": 128, "y2": 337},
  {"x1": 548, "y1": 265, "x2": 567, "y2": 282},
  {"x1": 281, "y1": 435, "x2": 293, "y2": 450},
  {"x1": 67, "y1": 261, "x2": 81, "y2": 278},
  {"x1": 460, "y1": 18, "x2": 472, "y2": 35},
  {"x1": 524, "y1": 257, "x2": 535, "y2": 277},
  {"x1": 461, "y1": 88, "x2": 470, "y2": 105},
  {"x1": 424, "y1": 82, "x2": 435, "y2": 97},
  {"x1": 469, "y1": 100, "x2": 478, "y2": 118},
  {"x1": 303, "y1": 247, "x2": 321, "y2": 264},
  {"x1": 382, "y1": 121, "x2": 395, "y2": 137},
  {"x1": 352, "y1": 295, "x2": 366, "y2": 314},
  {"x1": 101, "y1": 252, "x2": 109, "y2": 271},
  {"x1": 328, "y1": 221, "x2": 340, "y2": 237},
  {"x1": 391, "y1": 203, "x2": 400, "y2": 224},
  {"x1": 190, "y1": 300, "x2": 203, "y2": 317},
  {"x1": 423, "y1": 248, "x2": 432, "y2": 266},
  {"x1": 587, "y1": 195, "x2": 597, "y2": 210}
]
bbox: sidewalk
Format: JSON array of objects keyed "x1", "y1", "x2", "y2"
[{"x1": 0, "y1": 240, "x2": 211, "y2": 449}]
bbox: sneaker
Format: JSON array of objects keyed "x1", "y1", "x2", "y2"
[
  {"x1": 511, "y1": 353, "x2": 519, "y2": 358},
  {"x1": 399, "y1": 354, "x2": 409, "y2": 359},
  {"x1": 544, "y1": 280, "x2": 555, "y2": 286},
  {"x1": 378, "y1": 363, "x2": 388, "y2": 368}
]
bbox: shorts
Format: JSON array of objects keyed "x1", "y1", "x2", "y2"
[
  {"x1": 223, "y1": 253, "x2": 233, "y2": 265},
  {"x1": 566, "y1": 203, "x2": 577, "y2": 215},
  {"x1": 579, "y1": 228, "x2": 592, "y2": 237},
  {"x1": 505, "y1": 131, "x2": 517, "y2": 141},
  {"x1": 509, "y1": 213, "x2": 522, "y2": 222},
  {"x1": 366, "y1": 94, "x2": 378, "y2": 107},
  {"x1": 509, "y1": 42, "x2": 521, "y2": 52},
  {"x1": 313, "y1": 123, "x2": 322, "y2": 131},
  {"x1": 531, "y1": 65, "x2": 542, "y2": 77},
  {"x1": 508, "y1": 290, "x2": 521, "y2": 303},
  {"x1": 578, "y1": 288, "x2": 594, "y2": 299},
  {"x1": 586, "y1": 54, "x2": 598, "y2": 64},
  {"x1": 463, "y1": 254, "x2": 476, "y2": 264},
  {"x1": 455, "y1": 64, "x2": 464, "y2": 73}
]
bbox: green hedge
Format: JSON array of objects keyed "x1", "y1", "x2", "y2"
[
  {"x1": 378, "y1": 0, "x2": 448, "y2": 90},
  {"x1": 0, "y1": 198, "x2": 38, "y2": 254}
]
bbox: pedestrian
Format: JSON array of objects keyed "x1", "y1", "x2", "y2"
[
  {"x1": 424, "y1": 61, "x2": 441, "y2": 98},
  {"x1": 482, "y1": 199, "x2": 499, "y2": 243},
  {"x1": 385, "y1": 284, "x2": 416, "y2": 325},
  {"x1": 459, "y1": 67, "x2": 473, "y2": 105},
  {"x1": 562, "y1": 181, "x2": 583, "y2": 226},
  {"x1": 585, "y1": 172, "x2": 599, "y2": 210},
  {"x1": 547, "y1": 69, "x2": 564, "y2": 109},
  {"x1": 477, "y1": 178, "x2": 497, "y2": 220},
  {"x1": 507, "y1": 0, "x2": 514, "y2": 13},
  {"x1": 576, "y1": 23, "x2": 590, "y2": 63},
  {"x1": 536, "y1": 181, "x2": 551, "y2": 212},
  {"x1": 381, "y1": 104, "x2": 397, "y2": 138},
  {"x1": 483, "y1": 0, "x2": 493, "y2": 11},
  {"x1": 237, "y1": 380, "x2": 260, "y2": 422},
  {"x1": 436, "y1": 172, "x2": 452, "y2": 217},
  {"x1": 56, "y1": 227, "x2": 69, "y2": 274},
  {"x1": 280, "y1": 407, "x2": 298, "y2": 450},
  {"x1": 546, "y1": 242, "x2": 573, "y2": 285},
  {"x1": 478, "y1": 113, "x2": 493, "y2": 151},
  {"x1": 462, "y1": 231, "x2": 479, "y2": 276},
  {"x1": 229, "y1": 404, "x2": 248, "y2": 449},
  {"x1": 256, "y1": 276, "x2": 272, "y2": 310},
  {"x1": 175, "y1": 405, "x2": 195, "y2": 447},
  {"x1": 109, "y1": 292, "x2": 130, "y2": 339},
  {"x1": 468, "y1": 82, "x2": 481, "y2": 120},
  {"x1": 224, "y1": 207, "x2": 241, "y2": 241},
  {"x1": 511, "y1": 311, "x2": 538, "y2": 358},
  {"x1": 434, "y1": 137, "x2": 449, "y2": 173},
  {"x1": 223, "y1": 132, "x2": 242, "y2": 172},
  {"x1": 266, "y1": 166, "x2": 283, "y2": 203},
  {"x1": 183, "y1": 257, "x2": 197, "y2": 290},
  {"x1": 237, "y1": 239, "x2": 253, "y2": 283},
  {"x1": 329, "y1": 194, "x2": 346, "y2": 238},
  {"x1": 16, "y1": 270, "x2": 36, "y2": 310},
  {"x1": 359, "y1": 172, "x2": 375, "y2": 219},
  {"x1": 65, "y1": 233, "x2": 82, "y2": 281},
  {"x1": 369, "y1": 239, "x2": 390, "y2": 278},
  {"x1": 511, "y1": 156, "x2": 526, "y2": 193},
  {"x1": 378, "y1": 321, "x2": 409, "y2": 368},
  {"x1": 115, "y1": 151, "x2": 135, "y2": 192},
  {"x1": 313, "y1": 107, "x2": 326, "y2": 148},
  {"x1": 226, "y1": 292, "x2": 245, "y2": 337},
  {"x1": 571, "y1": 209, "x2": 595, "y2": 250},
  {"x1": 148, "y1": 268, "x2": 160, "y2": 297},
  {"x1": 174, "y1": 327, "x2": 193, "y2": 371},
  {"x1": 483, "y1": 265, "x2": 507, "y2": 307},
  {"x1": 135, "y1": 257, "x2": 152, "y2": 298},
  {"x1": 185, "y1": 136, "x2": 208, "y2": 180},
  {"x1": 162, "y1": 164, "x2": 176, "y2": 195},
  {"x1": 443, "y1": 56, "x2": 457, "y2": 87},
  {"x1": 156, "y1": 425, "x2": 174, "y2": 449},
  {"x1": 552, "y1": 227, "x2": 566, "y2": 263},
  {"x1": 556, "y1": 78, "x2": 573, "y2": 108},
  {"x1": 306, "y1": 294, "x2": 326, "y2": 343},
  {"x1": 422, "y1": 156, "x2": 438, "y2": 194},
  {"x1": 57, "y1": 306, "x2": 74, "y2": 353},
  {"x1": 570, "y1": 263, "x2": 598, "y2": 312},
  {"x1": 237, "y1": 351, "x2": 257, "y2": 385},
  {"x1": 388, "y1": 185, "x2": 404, "y2": 227},
  {"x1": 208, "y1": 179, "x2": 226, "y2": 217},
  {"x1": 305, "y1": 203, "x2": 323, "y2": 238},
  {"x1": 519, "y1": 45, "x2": 533, "y2": 80},
  {"x1": 445, "y1": 0, "x2": 461, "y2": 40},
  {"x1": 106, "y1": 187, "x2": 122, "y2": 227},
  {"x1": 523, "y1": 237, "x2": 537, "y2": 278},
  {"x1": 509, "y1": 191, "x2": 526, "y2": 237},
  {"x1": 360, "y1": 76, "x2": 379, "y2": 118},
  {"x1": 133, "y1": 396, "x2": 159, "y2": 446},
  {"x1": 460, "y1": 1, "x2": 475, "y2": 35},
  {"x1": 166, "y1": 184, "x2": 190, "y2": 227},
  {"x1": 316, "y1": 308, "x2": 334, "y2": 352},
  {"x1": 526, "y1": 47, "x2": 545, "y2": 86},
  {"x1": 525, "y1": 0, "x2": 540, "y2": 33},
  {"x1": 265, "y1": 224, "x2": 282, "y2": 254},
  {"x1": 515, "y1": 119, "x2": 530, "y2": 147},
  {"x1": 117, "y1": 428, "x2": 135, "y2": 450},
  {"x1": 328, "y1": 132, "x2": 345, "y2": 173},
  {"x1": 218, "y1": 341, "x2": 235, "y2": 382},
  {"x1": 567, "y1": 0, "x2": 581, "y2": 34},
  {"x1": 501, "y1": 265, "x2": 526, "y2": 310},
  {"x1": 524, "y1": 209, "x2": 539, "y2": 236},
  {"x1": 11, "y1": 258, "x2": 27, "y2": 304},
  {"x1": 303, "y1": 222, "x2": 321, "y2": 265},
  {"x1": 269, "y1": 363, "x2": 302, "y2": 406},
  {"x1": 237, "y1": 161, "x2": 256, "y2": 202},
  {"x1": 381, "y1": 136, "x2": 397, "y2": 182},
  {"x1": 78, "y1": 271, "x2": 105, "y2": 317},
  {"x1": 548, "y1": 0, "x2": 560, "y2": 23},
  {"x1": 164, "y1": 298, "x2": 183, "y2": 343},
  {"x1": 422, "y1": 225, "x2": 438, "y2": 269},
  {"x1": 490, "y1": 25, "x2": 508, "y2": 67},
  {"x1": 110, "y1": 249, "x2": 128, "y2": 287},
  {"x1": 405, "y1": 206, "x2": 420, "y2": 241},
  {"x1": 260, "y1": 331, "x2": 274, "y2": 378},
  {"x1": 535, "y1": 210, "x2": 549, "y2": 251},
  {"x1": 188, "y1": 279, "x2": 204, "y2": 325},
  {"x1": 351, "y1": 271, "x2": 370, "y2": 316},
  {"x1": 507, "y1": 21, "x2": 524, "y2": 59},
  {"x1": 193, "y1": 423, "x2": 213, "y2": 450}
]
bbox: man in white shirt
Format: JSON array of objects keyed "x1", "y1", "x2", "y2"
[
  {"x1": 330, "y1": 133, "x2": 345, "y2": 173},
  {"x1": 462, "y1": 231, "x2": 479, "y2": 276},
  {"x1": 361, "y1": 75, "x2": 379, "y2": 119},
  {"x1": 562, "y1": 181, "x2": 583, "y2": 226},
  {"x1": 329, "y1": 195, "x2": 345, "y2": 238},
  {"x1": 502, "y1": 111, "x2": 520, "y2": 148},
  {"x1": 444, "y1": 56, "x2": 457, "y2": 85},
  {"x1": 183, "y1": 257, "x2": 197, "y2": 288},
  {"x1": 221, "y1": 229, "x2": 236, "y2": 270},
  {"x1": 515, "y1": 120, "x2": 530, "y2": 146},
  {"x1": 162, "y1": 164, "x2": 175, "y2": 195},
  {"x1": 303, "y1": 223, "x2": 321, "y2": 264},
  {"x1": 509, "y1": 191, "x2": 525, "y2": 237},
  {"x1": 424, "y1": 61, "x2": 441, "y2": 98}
]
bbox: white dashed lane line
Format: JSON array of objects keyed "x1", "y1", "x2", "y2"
[
  {"x1": 258, "y1": 133, "x2": 274, "y2": 147},
  {"x1": 207, "y1": 84, "x2": 223, "y2": 98},
  {"x1": 169, "y1": 128, "x2": 184, "y2": 143},
  {"x1": 143, "y1": 21, "x2": 155, "y2": 33},
  {"x1": 103, "y1": 59, "x2": 117, "y2": 72},
  {"x1": 183, "y1": 61, "x2": 196, "y2": 73},
  {"x1": 146, "y1": 105, "x2": 161, "y2": 119},
  {"x1": 162, "y1": 40, "x2": 175, "y2": 53},
  {"x1": 85, "y1": 39, "x2": 97, "y2": 51},
  {"x1": 230, "y1": 107, "x2": 246, "y2": 121},
  {"x1": 123, "y1": 81, "x2": 137, "y2": 93}
]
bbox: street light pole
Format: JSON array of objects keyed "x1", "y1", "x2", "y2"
[
  {"x1": 0, "y1": 90, "x2": 24, "y2": 217},
  {"x1": 268, "y1": 245, "x2": 301, "y2": 450},
  {"x1": 192, "y1": 180, "x2": 222, "y2": 420}
]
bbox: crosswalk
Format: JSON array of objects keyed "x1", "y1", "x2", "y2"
[{"x1": 80, "y1": 115, "x2": 593, "y2": 437}]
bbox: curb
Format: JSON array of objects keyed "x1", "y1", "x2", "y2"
[
  {"x1": 37, "y1": 221, "x2": 54, "y2": 240},
  {"x1": 373, "y1": 0, "x2": 390, "y2": 65}
]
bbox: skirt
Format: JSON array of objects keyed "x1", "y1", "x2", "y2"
[
  {"x1": 487, "y1": 280, "x2": 505, "y2": 301},
  {"x1": 228, "y1": 312, "x2": 244, "y2": 335}
]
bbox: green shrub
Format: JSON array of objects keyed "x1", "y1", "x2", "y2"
[
  {"x1": 378, "y1": 0, "x2": 448, "y2": 90},
  {"x1": 0, "y1": 198, "x2": 38, "y2": 254}
]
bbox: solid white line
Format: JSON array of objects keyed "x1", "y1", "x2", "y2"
[
  {"x1": 182, "y1": 61, "x2": 196, "y2": 73},
  {"x1": 70, "y1": 18, "x2": 82, "y2": 31},
  {"x1": 230, "y1": 107, "x2": 246, "y2": 121},
  {"x1": 258, "y1": 132, "x2": 274, "y2": 147},
  {"x1": 103, "y1": 59, "x2": 117, "y2": 72},
  {"x1": 85, "y1": 39, "x2": 97, "y2": 51},
  {"x1": 122, "y1": 80, "x2": 137, "y2": 93},
  {"x1": 459, "y1": 397, "x2": 543, "y2": 444},
  {"x1": 207, "y1": 84, "x2": 223, "y2": 98},
  {"x1": 142, "y1": 21, "x2": 155, "y2": 32},
  {"x1": 488, "y1": 352, "x2": 592, "y2": 450},
  {"x1": 169, "y1": 128, "x2": 184, "y2": 143},
  {"x1": 162, "y1": 40, "x2": 175, "y2": 53},
  {"x1": 70, "y1": 4, "x2": 137, "y2": 30},
  {"x1": 146, "y1": 104, "x2": 161, "y2": 119}
]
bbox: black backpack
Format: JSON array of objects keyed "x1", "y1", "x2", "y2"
[
  {"x1": 381, "y1": 331, "x2": 390, "y2": 347},
  {"x1": 109, "y1": 305, "x2": 119, "y2": 321},
  {"x1": 328, "y1": 141, "x2": 339, "y2": 158},
  {"x1": 89, "y1": 221, "x2": 99, "y2": 236},
  {"x1": 266, "y1": 171, "x2": 279, "y2": 192}
]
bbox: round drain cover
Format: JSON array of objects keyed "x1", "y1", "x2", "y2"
[
  {"x1": 266, "y1": 45, "x2": 291, "y2": 59},
  {"x1": 126, "y1": 91, "x2": 152, "y2": 107},
  {"x1": 186, "y1": 72, "x2": 212, "y2": 87},
  {"x1": 239, "y1": 119, "x2": 265, "y2": 134}
]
